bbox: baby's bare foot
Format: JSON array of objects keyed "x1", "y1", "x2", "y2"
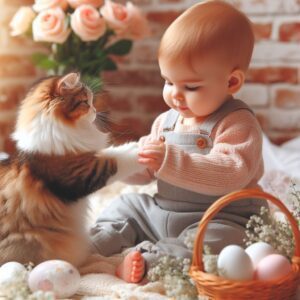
[{"x1": 116, "y1": 251, "x2": 145, "y2": 283}]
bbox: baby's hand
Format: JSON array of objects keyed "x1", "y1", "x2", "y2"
[{"x1": 138, "y1": 140, "x2": 166, "y2": 172}]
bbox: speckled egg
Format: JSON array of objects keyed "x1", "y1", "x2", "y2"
[
  {"x1": 217, "y1": 245, "x2": 254, "y2": 281},
  {"x1": 255, "y1": 254, "x2": 292, "y2": 281},
  {"x1": 28, "y1": 260, "x2": 80, "y2": 299}
]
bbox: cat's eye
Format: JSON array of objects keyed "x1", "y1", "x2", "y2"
[{"x1": 81, "y1": 100, "x2": 89, "y2": 106}]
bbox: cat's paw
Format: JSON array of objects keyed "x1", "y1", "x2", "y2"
[{"x1": 116, "y1": 142, "x2": 144, "y2": 173}]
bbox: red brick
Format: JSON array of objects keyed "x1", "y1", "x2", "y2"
[
  {"x1": 146, "y1": 11, "x2": 182, "y2": 37},
  {"x1": 0, "y1": 55, "x2": 36, "y2": 77},
  {"x1": 5, "y1": 34, "x2": 39, "y2": 49},
  {"x1": 103, "y1": 69, "x2": 163, "y2": 87},
  {"x1": 6, "y1": 0, "x2": 33, "y2": 6},
  {"x1": 267, "y1": 131, "x2": 300, "y2": 145},
  {"x1": 0, "y1": 85, "x2": 26, "y2": 110},
  {"x1": 159, "y1": 0, "x2": 182, "y2": 3},
  {"x1": 279, "y1": 22, "x2": 300, "y2": 42},
  {"x1": 109, "y1": 116, "x2": 153, "y2": 144},
  {"x1": 146, "y1": 11, "x2": 181, "y2": 25},
  {"x1": 0, "y1": 121, "x2": 15, "y2": 137},
  {"x1": 137, "y1": 94, "x2": 168, "y2": 113},
  {"x1": 274, "y1": 89, "x2": 300, "y2": 109},
  {"x1": 112, "y1": 0, "x2": 151, "y2": 5},
  {"x1": 130, "y1": 44, "x2": 158, "y2": 64},
  {"x1": 246, "y1": 67, "x2": 298, "y2": 84},
  {"x1": 104, "y1": 93, "x2": 132, "y2": 112},
  {"x1": 254, "y1": 112, "x2": 269, "y2": 131},
  {"x1": 3, "y1": 137, "x2": 16, "y2": 154},
  {"x1": 93, "y1": 93, "x2": 110, "y2": 112},
  {"x1": 252, "y1": 23, "x2": 272, "y2": 41}
]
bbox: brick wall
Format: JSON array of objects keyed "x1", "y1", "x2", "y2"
[{"x1": 0, "y1": 0, "x2": 300, "y2": 152}]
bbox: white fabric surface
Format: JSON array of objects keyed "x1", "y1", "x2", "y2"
[{"x1": 262, "y1": 134, "x2": 300, "y2": 179}]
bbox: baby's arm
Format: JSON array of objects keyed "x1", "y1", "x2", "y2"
[
  {"x1": 154, "y1": 110, "x2": 263, "y2": 195},
  {"x1": 99, "y1": 113, "x2": 166, "y2": 185}
]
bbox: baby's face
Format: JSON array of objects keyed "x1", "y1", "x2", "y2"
[{"x1": 159, "y1": 56, "x2": 232, "y2": 119}]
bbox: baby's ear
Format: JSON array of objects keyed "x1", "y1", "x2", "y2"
[
  {"x1": 56, "y1": 72, "x2": 81, "y2": 94},
  {"x1": 227, "y1": 69, "x2": 245, "y2": 94}
]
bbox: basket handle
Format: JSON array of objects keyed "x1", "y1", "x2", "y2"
[{"x1": 192, "y1": 188, "x2": 300, "y2": 271}]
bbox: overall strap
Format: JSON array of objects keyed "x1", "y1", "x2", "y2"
[
  {"x1": 162, "y1": 109, "x2": 180, "y2": 132},
  {"x1": 199, "y1": 98, "x2": 254, "y2": 136}
]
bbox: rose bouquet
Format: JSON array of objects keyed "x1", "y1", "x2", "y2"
[{"x1": 10, "y1": 0, "x2": 150, "y2": 85}]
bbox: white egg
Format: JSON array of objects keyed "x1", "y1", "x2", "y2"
[
  {"x1": 28, "y1": 260, "x2": 80, "y2": 299},
  {"x1": 0, "y1": 262, "x2": 27, "y2": 285},
  {"x1": 217, "y1": 245, "x2": 254, "y2": 281},
  {"x1": 245, "y1": 242, "x2": 277, "y2": 268}
]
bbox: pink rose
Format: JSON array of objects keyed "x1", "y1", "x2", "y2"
[
  {"x1": 33, "y1": 0, "x2": 68, "y2": 12},
  {"x1": 124, "y1": 2, "x2": 150, "y2": 40},
  {"x1": 71, "y1": 5, "x2": 106, "y2": 41},
  {"x1": 10, "y1": 6, "x2": 36, "y2": 36},
  {"x1": 100, "y1": 0, "x2": 150, "y2": 40},
  {"x1": 32, "y1": 8, "x2": 71, "y2": 43},
  {"x1": 68, "y1": 0, "x2": 103, "y2": 9}
]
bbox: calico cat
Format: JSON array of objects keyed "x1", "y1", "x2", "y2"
[{"x1": 0, "y1": 72, "x2": 142, "y2": 268}]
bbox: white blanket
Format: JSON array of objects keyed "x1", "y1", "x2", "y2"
[
  {"x1": 262, "y1": 134, "x2": 300, "y2": 179},
  {"x1": 77, "y1": 134, "x2": 300, "y2": 299}
]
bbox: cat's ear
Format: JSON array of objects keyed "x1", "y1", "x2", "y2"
[{"x1": 56, "y1": 73, "x2": 81, "y2": 94}]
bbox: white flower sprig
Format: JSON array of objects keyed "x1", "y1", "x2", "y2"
[
  {"x1": 147, "y1": 255, "x2": 198, "y2": 300},
  {"x1": 0, "y1": 264, "x2": 55, "y2": 300},
  {"x1": 244, "y1": 206, "x2": 295, "y2": 259}
]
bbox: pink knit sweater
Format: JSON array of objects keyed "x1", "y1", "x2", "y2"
[{"x1": 129, "y1": 108, "x2": 264, "y2": 196}]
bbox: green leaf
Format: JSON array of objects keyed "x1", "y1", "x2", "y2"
[
  {"x1": 103, "y1": 58, "x2": 117, "y2": 71},
  {"x1": 105, "y1": 40, "x2": 133, "y2": 56},
  {"x1": 82, "y1": 75, "x2": 103, "y2": 94},
  {"x1": 31, "y1": 53, "x2": 49, "y2": 64},
  {"x1": 39, "y1": 59, "x2": 58, "y2": 70},
  {"x1": 31, "y1": 53, "x2": 59, "y2": 71}
]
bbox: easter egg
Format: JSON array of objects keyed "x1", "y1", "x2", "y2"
[
  {"x1": 28, "y1": 260, "x2": 80, "y2": 299},
  {"x1": 217, "y1": 245, "x2": 254, "y2": 281},
  {"x1": 245, "y1": 242, "x2": 277, "y2": 268},
  {"x1": 255, "y1": 254, "x2": 292, "y2": 281},
  {"x1": 0, "y1": 262, "x2": 27, "y2": 285}
]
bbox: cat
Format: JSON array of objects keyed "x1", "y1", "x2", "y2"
[{"x1": 0, "y1": 72, "x2": 143, "y2": 268}]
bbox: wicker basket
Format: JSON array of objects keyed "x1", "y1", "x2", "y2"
[{"x1": 189, "y1": 188, "x2": 300, "y2": 300}]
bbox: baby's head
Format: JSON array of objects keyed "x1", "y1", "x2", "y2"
[
  {"x1": 159, "y1": 0, "x2": 254, "y2": 72},
  {"x1": 158, "y1": 0, "x2": 254, "y2": 117}
]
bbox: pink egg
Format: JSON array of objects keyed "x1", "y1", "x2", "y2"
[{"x1": 255, "y1": 254, "x2": 292, "y2": 281}]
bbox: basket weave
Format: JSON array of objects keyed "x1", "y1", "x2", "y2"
[{"x1": 189, "y1": 188, "x2": 300, "y2": 300}]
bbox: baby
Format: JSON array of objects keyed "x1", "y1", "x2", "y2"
[{"x1": 91, "y1": 0, "x2": 265, "y2": 283}]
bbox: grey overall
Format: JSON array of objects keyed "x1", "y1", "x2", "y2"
[{"x1": 90, "y1": 98, "x2": 265, "y2": 263}]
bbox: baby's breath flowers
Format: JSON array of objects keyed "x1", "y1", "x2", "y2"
[
  {"x1": 0, "y1": 263, "x2": 55, "y2": 300},
  {"x1": 244, "y1": 183, "x2": 300, "y2": 259},
  {"x1": 244, "y1": 206, "x2": 295, "y2": 259},
  {"x1": 147, "y1": 255, "x2": 198, "y2": 300},
  {"x1": 290, "y1": 182, "x2": 300, "y2": 227},
  {"x1": 147, "y1": 230, "x2": 218, "y2": 300}
]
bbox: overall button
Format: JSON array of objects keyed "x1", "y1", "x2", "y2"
[
  {"x1": 159, "y1": 136, "x2": 166, "y2": 142},
  {"x1": 196, "y1": 137, "x2": 207, "y2": 149}
]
